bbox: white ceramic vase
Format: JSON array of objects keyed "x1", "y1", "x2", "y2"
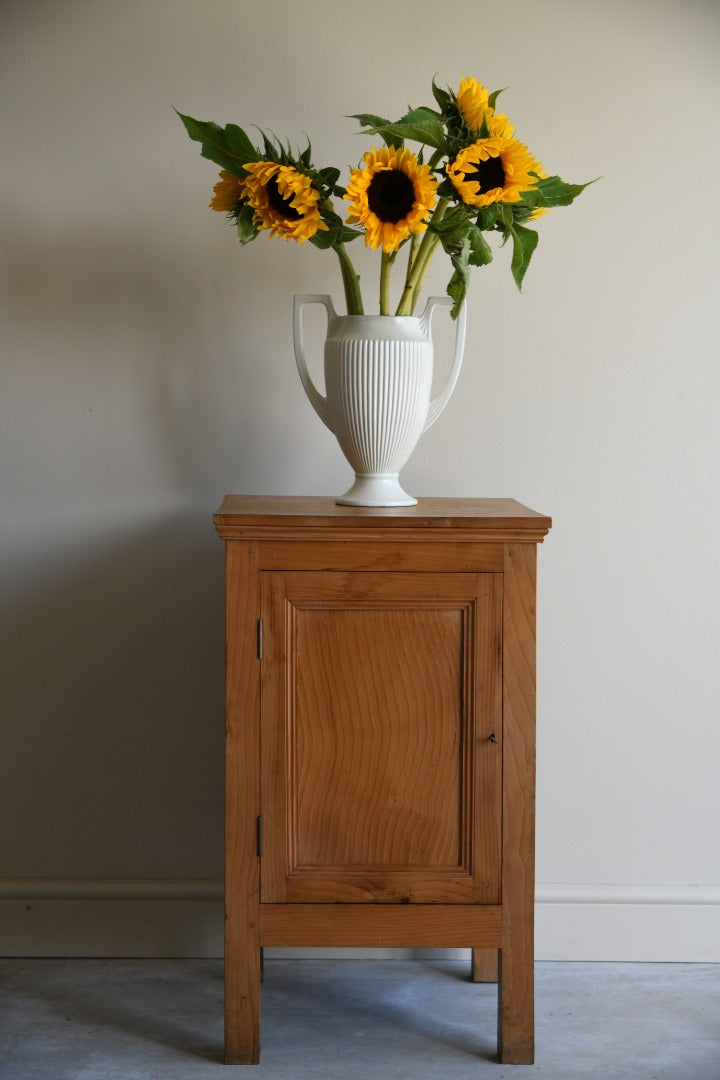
[{"x1": 293, "y1": 295, "x2": 466, "y2": 506}]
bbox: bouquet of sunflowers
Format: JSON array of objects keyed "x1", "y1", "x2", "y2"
[{"x1": 178, "y1": 76, "x2": 588, "y2": 319}]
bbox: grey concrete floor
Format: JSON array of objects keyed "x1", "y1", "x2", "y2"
[{"x1": 1, "y1": 958, "x2": 718, "y2": 1079}]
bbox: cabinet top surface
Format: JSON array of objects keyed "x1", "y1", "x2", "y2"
[{"x1": 214, "y1": 496, "x2": 551, "y2": 540}]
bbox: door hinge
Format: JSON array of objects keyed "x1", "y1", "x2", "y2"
[
  {"x1": 257, "y1": 617, "x2": 263, "y2": 660},
  {"x1": 257, "y1": 814, "x2": 263, "y2": 857}
]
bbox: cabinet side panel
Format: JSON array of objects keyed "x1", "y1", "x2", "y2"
[
  {"x1": 224, "y1": 542, "x2": 261, "y2": 1064},
  {"x1": 499, "y1": 543, "x2": 537, "y2": 1064}
]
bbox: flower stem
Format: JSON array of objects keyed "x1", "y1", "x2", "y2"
[
  {"x1": 380, "y1": 250, "x2": 393, "y2": 315},
  {"x1": 398, "y1": 233, "x2": 420, "y2": 313},
  {"x1": 395, "y1": 197, "x2": 449, "y2": 316},
  {"x1": 409, "y1": 235, "x2": 441, "y2": 314},
  {"x1": 335, "y1": 244, "x2": 364, "y2": 315}
]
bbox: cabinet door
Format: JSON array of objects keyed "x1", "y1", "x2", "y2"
[{"x1": 260, "y1": 571, "x2": 501, "y2": 904}]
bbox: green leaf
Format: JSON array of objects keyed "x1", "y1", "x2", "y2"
[
  {"x1": 475, "y1": 205, "x2": 500, "y2": 231},
  {"x1": 176, "y1": 112, "x2": 259, "y2": 174},
  {"x1": 529, "y1": 175, "x2": 595, "y2": 207},
  {"x1": 310, "y1": 218, "x2": 361, "y2": 250},
  {"x1": 398, "y1": 106, "x2": 444, "y2": 144},
  {"x1": 447, "y1": 237, "x2": 471, "y2": 319},
  {"x1": 431, "y1": 209, "x2": 494, "y2": 271},
  {"x1": 509, "y1": 203, "x2": 536, "y2": 226},
  {"x1": 402, "y1": 106, "x2": 442, "y2": 122},
  {"x1": 223, "y1": 123, "x2": 260, "y2": 162},
  {"x1": 436, "y1": 176, "x2": 458, "y2": 201},
  {"x1": 394, "y1": 118, "x2": 446, "y2": 148},
  {"x1": 351, "y1": 112, "x2": 398, "y2": 144},
  {"x1": 467, "y1": 225, "x2": 493, "y2": 266},
  {"x1": 431, "y1": 205, "x2": 473, "y2": 248},
  {"x1": 352, "y1": 112, "x2": 391, "y2": 129},
  {"x1": 337, "y1": 226, "x2": 362, "y2": 244},
  {"x1": 447, "y1": 269, "x2": 467, "y2": 319},
  {"x1": 499, "y1": 203, "x2": 514, "y2": 228},
  {"x1": 235, "y1": 204, "x2": 258, "y2": 245},
  {"x1": 309, "y1": 228, "x2": 339, "y2": 250},
  {"x1": 351, "y1": 111, "x2": 445, "y2": 150},
  {"x1": 508, "y1": 223, "x2": 539, "y2": 290},
  {"x1": 319, "y1": 206, "x2": 345, "y2": 229},
  {"x1": 317, "y1": 166, "x2": 341, "y2": 188},
  {"x1": 432, "y1": 78, "x2": 452, "y2": 112},
  {"x1": 488, "y1": 88, "x2": 506, "y2": 110},
  {"x1": 260, "y1": 129, "x2": 277, "y2": 160}
]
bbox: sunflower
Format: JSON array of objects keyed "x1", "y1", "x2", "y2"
[
  {"x1": 210, "y1": 169, "x2": 244, "y2": 213},
  {"x1": 456, "y1": 76, "x2": 515, "y2": 139},
  {"x1": 485, "y1": 112, "x2": 515, "y2": 139},
  {"x1": 446, "y1": 137, "x2": 543, "y2": 208},
  {"x1": 457, "y1": 76, "x2": 490, "y2": 131},
  {"x1": 241, "y1": 161, "x2": 328, "y2": 243},
  {"x1": 344, "y1": 145, "x2": 438, "y2": 253}
]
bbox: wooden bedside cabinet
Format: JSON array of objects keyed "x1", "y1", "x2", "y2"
[{"x1": 214, "y1": 496, "x2": 551, "y2": 1065}]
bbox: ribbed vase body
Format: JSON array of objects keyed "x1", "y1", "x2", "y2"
[
  {"x1": 293, "y1": 296, "x2": 466, "y2": 506},
  {"x1": 325, "y1": 332, "x2": 433, "y2": 485}
]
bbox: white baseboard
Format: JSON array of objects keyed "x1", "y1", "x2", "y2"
[
  {"x1": 0, "y1": 879, "x2": 224, "y2": 958},
  {"x1": 535, "y1": 882, "x2": 720, "y2": 963},
  {"x1": 1, "y1": 879, "x2": 718, "y2": 961}
]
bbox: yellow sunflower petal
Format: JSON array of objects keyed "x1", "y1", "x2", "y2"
[
  {"x1": 343, "y1": 144, "x2": 437, "y2": 253},
  {"x1": 446, "y1": 137, "x2": 543, "y2": 208},
  {"x1": 210, "y1": 169, "x2": 244, "y2": 212},
  {"x1": 240, "y1": 161, "x2": 328, "y2": 244},
  {"x1": 456, "y1": 77, "x2": 518, "y2": 141},
  {"x1": 457, "y1": 76, "x2": 490, "y2": 131}
]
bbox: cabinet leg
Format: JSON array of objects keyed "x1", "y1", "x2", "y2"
[
  {"x1": 497, "y1": 947, "x2": 534, "y2": 1064},
  {"x1": 471, "y1": 948, "x2": 499, "y2": 983},
  {"x1": 224, "y1": 920, "x2": 261, "y2": 1064}
]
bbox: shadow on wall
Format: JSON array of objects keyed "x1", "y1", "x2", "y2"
[
  {"x1": 0, "y1": 513, "x2": 226, "y2": 882},
  {"x1": 0, "y1": 204, "x2": 316, "y2": 892}
]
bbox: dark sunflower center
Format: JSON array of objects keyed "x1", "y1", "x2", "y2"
[
  {"x1": 367, "y1": 169, "x2": 415, "y2": 223},
  {"x1": 266, "y1": 174, "x2": 301, "y2": 219},
  {"x1": 466, "y1": 155, "x2": 506, "y2": 193}
]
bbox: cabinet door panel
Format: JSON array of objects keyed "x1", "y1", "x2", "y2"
[{"x1": 261, "y1": 572, "x2": 501, "y2": 904}]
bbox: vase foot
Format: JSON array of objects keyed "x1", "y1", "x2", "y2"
[{"x1": 336, "y1": 474, "x2": 417, "y2": 508}]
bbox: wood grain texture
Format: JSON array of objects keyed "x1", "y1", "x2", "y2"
[
  {"x1": 257, "y1": 539, "x2": 504, "y2": 573},
  {"x1": 260, "y1": 572, "x2": 501, "y2": 905},
  {"x1": 498, "y1": 543, "x2": 537, "y2": 1064},
  {"x1": 215, "y1": 496, "x2": 551, "y2": 544},
  {"x1": 224, "y1": 542, "x2": 261, "y2": 1064},
  {"x1": 472, "y1": 948, "x2": 499, "y2": 983},
  {"x1": 217, "y1": 500, "x2": 549, "y2": 1066},
  {"x1": 294, "y1": 605, "x2": 463, "y2": 869},
  {"x1": 260, "y1": 904, "x2": 502, "y2": 948}
]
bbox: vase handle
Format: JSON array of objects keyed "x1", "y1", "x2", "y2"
[
  {"x1": 293, "y1": 294, "x2": 336, "y2": 432},
  {"x1": 421, "y1": 297, "x2": 467, "y2": 433}
]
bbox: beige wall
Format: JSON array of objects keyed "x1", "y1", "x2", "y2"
[{"x1": 2, "y1": 0, "x2": 719, "y2": 959}]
